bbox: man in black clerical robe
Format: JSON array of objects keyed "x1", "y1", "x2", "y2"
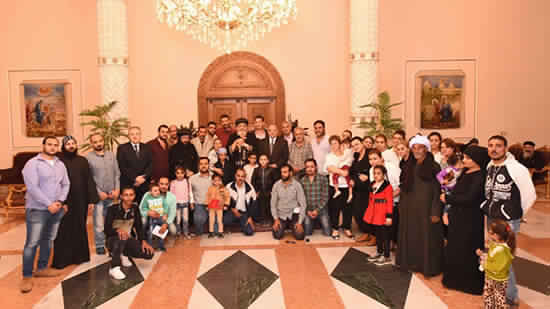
[{"x1": 52, "y1": 136, "x2": 99, "y2": 269}]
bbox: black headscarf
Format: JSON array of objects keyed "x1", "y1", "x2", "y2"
[
  {"x1": 463, "y1": 145, "x2": 490, "y2": 169},
  {"x1": 60, "y1": 135, "x2": 78, "y2": 158}
]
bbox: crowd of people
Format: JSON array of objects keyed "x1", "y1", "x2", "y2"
[{"x1": 19, "y1": 114, "x2": 538, "y2": 309}]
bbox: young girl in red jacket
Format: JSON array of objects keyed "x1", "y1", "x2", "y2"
[{"x1": 364, "y1": 165, "x2": 394, "y2": 265}]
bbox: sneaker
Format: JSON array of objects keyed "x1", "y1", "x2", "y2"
[
  {"x1": 346, "y1": 193, "x2": 353, "y2": 204},
  {"x1": 34, "y1": 268, "x2": 62, "y2": 277},
  {"x1": 109, "y1": 266, "x2": 126, "y2": 280},
  {"x1": 121, "y1": 255, "x2": 132, "y2": 267},
  {"x1": 367, "y1": 253, "x2": 382, "y2": 262},
  {"x1": 96, "y1": 247, "x2": 106, "y2": 255},
  {"x1": 216, "y1": 233, "x2": 224, "y2": 239},
  {"x1": 332, "y1": 190, "x2": 342, "y2": 199},
  {"x1": 20, "y1": 277, "x2": 33, "y2": 293},
  {"x1": 374, "y1": 256, "x2": 392, "y2": 266},
  {"x1": 208, "y1": 232, "x2": 215, "y2": 238},
  {"x1": 184, "y1": 233, "x2": 193, "y2": 240}
]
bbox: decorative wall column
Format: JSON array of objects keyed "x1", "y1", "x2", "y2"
[
  {"x1": 97, "y1": 0, "x2": 129, "y2": 119},
  {"x1": 350, "y1": 0, "x2": 378, "y2": 133}
]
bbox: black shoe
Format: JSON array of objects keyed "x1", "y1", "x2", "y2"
[
  {"x1": 217, "y1": 233, "x2": 224, "y2": 239},
  {"x1": 96, "y1": 247, "x2": 106, "y2": 255},
  {"x1": 208, "y1": 233, "x2": 215, "y2": 238}
]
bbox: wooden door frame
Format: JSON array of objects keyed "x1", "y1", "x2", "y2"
[{"x1": 197, "y1": 51, "x2": 285, "y2": 126}]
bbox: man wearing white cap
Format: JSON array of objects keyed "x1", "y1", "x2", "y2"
[{"x1": 395, "y1": 135, "x2": 444, "y2": 277}]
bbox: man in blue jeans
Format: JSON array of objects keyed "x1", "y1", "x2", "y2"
[
  {"x1": 225, "y1": 169, "x2": 258, "y2": 236},
  {"x1": 190, "y1": 157, "x2": 213, "y2": 236},
  {"x1": 86, "y1": 133, "x2": 120, "y2": 255},
  {"x1": 482, "y1": 135, "x2": 536, "y2": 308},
  {"x1": 300, "y1": 159, "x2": 331, "y2": 236},
  {"x1": 20, "y1": 136, "x2": 71, "y2": 293}
]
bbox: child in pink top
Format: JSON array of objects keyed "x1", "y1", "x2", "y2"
[{"x1": 170, "y1": 166, "x2": 193, "y2": 239}]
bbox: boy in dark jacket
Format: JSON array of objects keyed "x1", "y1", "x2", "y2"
[
  {"x1": 251, "y1": 154, "x2": 279, "y2": 226},
  {"x1": 105, "y1": 187, "x2": 154, "y2": 280}
]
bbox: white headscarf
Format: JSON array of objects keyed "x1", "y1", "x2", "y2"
[{"x1": 409, "y1": 135, "x2": 431, "y2": 152}]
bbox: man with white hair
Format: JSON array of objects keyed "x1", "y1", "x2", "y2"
[{"x1": 395, "y1": 135, "x2": 443, "y2": 277}]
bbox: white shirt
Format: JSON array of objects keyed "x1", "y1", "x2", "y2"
[
  {"x1": 370, "y1": 162, "x2": 401, "y2": 202},
  {"x1": 243, "y1": 164, "x2": 257, "y2": 184},
  {"x1": 235, "y1": 184, "x2": 247, "y2": 212},
  {"x1": 311, "y1": 135, "x2": 330, "y2": 176},
  {"x1": 433, "y1": 152, "x2": 443, "y2": 164},
  {"x1": 323, "y1": 149, "x2": 353, "y2": 188},
  {"x1": 382, "y1": 149, "x2": 400, "y2": 167}
]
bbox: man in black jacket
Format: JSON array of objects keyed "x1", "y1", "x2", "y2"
[
  {"x1": 117, "y1": 126, "x2": 153, "y2": 203},
  {"x1": 482, "y1": 135, "x2": 536, "y2": 306},
  {"x1": 258, "y1": 124, "x2": 289, "y2": 171},
  {"x1": 105, "y1": 187, "x2": 154, "y2": 280}
]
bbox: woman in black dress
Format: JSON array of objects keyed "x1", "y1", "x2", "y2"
[
  {"x1": 441, "y1": 145, "x2": 489, "y2": 295},
  {"x1": 349, "y1": 137, "x2": 372, "y2": 243}
]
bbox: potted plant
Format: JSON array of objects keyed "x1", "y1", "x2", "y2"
[
  {"x1": 357, "y1": 91, "x2": 403, "y2": 138},
  {"x1": 79, "y1": 101, "x2": 130, "y2": 151}
]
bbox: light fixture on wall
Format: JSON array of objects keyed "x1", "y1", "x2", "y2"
[{"x1": 156, "y1": 0, "x2": 297, "y2": 54}]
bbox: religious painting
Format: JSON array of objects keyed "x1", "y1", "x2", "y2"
[
  {"x1": 418, "y1": 73, "x2": 464, "y2": 129},
  {"x1": 405, "y1": 60, "x2": 476, "y2": 142},
  {"x1": 23, "y1": 83, "x2": 68, "y2": 137}
]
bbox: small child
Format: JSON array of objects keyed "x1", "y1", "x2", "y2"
[
  {"x1": 243, "y1": 153, "x2": 258, "y2": 184},
  {"x1": 214, "y1": 147, "x2": 235, "y2": 185},
  {"x1": 364, "y1": 165, "x2": 394, "y2": 266},
  {"x1": 476, "y1": 220, "x2": 515, "y2": 309},
  {"x1": 170, "y1": 166, "x2": 192, "y2": 239},
  {"x1": 437, "y1": 154, "x2": 463, "y2": 225},
  {"x1": 206, "y1": 174, "x2": 230, "y2": 238},
  {"x1": 331, "y1": 147, "x2": 354, "y2": 203},
  {"x1": 140, "y1": 183, "x2": 168, "y2": 251}
]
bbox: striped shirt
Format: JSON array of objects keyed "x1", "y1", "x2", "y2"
[{"x1": 288, "y1": 141, "x2": 314, "y2": 171}]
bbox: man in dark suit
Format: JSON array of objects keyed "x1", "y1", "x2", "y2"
[
  {"x1": 258, "y1": 124, "x2": 289, "y2": 171},
  {"x1": 117, "y1": 126, "x2": 153, "y2": 204}
]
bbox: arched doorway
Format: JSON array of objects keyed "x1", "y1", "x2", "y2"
[{"x1": 197, "y1": 51, "x2": 285, "y2": 126}]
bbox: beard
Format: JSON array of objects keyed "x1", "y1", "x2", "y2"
[
  {"x1": 490, "y1": 152, "x2": 506, "y2": 161},
  {"x1": 281, "y1": 175, "x2": 290, "y2": 182},
  {"x1": 44, "y1": 149, "x2": 57, "y2": 156}
]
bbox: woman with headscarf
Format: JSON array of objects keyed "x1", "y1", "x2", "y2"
[
  {"x1": 52, "y1": 136, "x2": 99, "y2": 269},
  {"x1": 441, "y1": 145, "x2": 489, "y2": 295},
  {"x1": 396, "y1": 135, "x2": 443, "y2": 277}
]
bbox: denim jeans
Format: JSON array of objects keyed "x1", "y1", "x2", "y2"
[
  {"x1": 193, "y1": 204, "x2": 209, "y2": 235},
  {"x1": 223, "y1": 209, "x2": 255, "y2": 236},
  {"x1": 304, "y1": 207, "x2": 331, "y2": 236},
  {"x1": 194, "y1": 203, "x2": 228, "y2": 235},
  {"x1": 142, "y1": 216, "x2": 177, "y2": 249},
  {"x1": 93, "y1": 199, "x2": 113, "y2": 250},
  {"x1": 175, "y1": 203, "x2": 190, "y2": 235},
  {"x1": 22, "y1": 208, "x2": 65, "y2": 277},
  {"x1": 487, "y1": 217, "x2": 521, "y2": 302}
]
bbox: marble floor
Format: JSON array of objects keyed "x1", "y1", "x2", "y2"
[{"x1": 0, "y1": 201, "x2": 549, "y2": 309}]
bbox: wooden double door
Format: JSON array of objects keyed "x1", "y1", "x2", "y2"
[
  {"x1": 198, "y1": 51, "x2": 286, "y2": 126},
  {"x1": 208, "y1": 97, "x2": 278, "y2": 125}
]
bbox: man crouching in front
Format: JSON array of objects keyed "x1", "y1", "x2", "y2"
[{"x1": 105, "y1": 187, "x2": 154, "y2": 280}]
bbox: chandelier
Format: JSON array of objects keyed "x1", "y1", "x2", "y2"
[{"x1": 156, "y1": 0, "x2": 297, "y2": 54}]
